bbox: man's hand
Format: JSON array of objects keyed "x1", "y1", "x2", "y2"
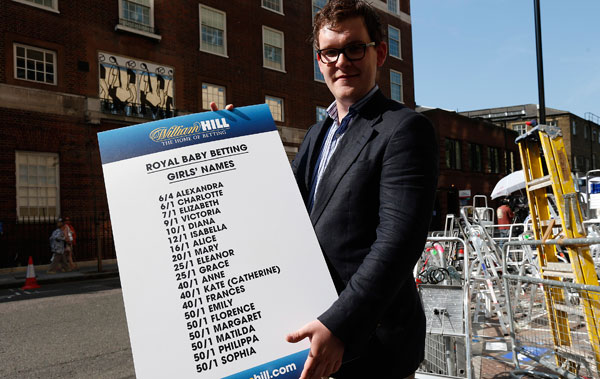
[
  {"x1": 286, "y1": 320, "x2": 344, "y2": 379},
  {"x1": 209, "y1": 101, "x2": 234, "y2": 111}
]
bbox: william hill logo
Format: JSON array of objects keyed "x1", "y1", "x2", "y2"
[{"x1": 149, "y1": 118, "x2": 231, "y2": 144}]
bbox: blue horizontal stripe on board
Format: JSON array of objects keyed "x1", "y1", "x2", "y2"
[
  {"x1": 222, "y1": 349, "x2": 308, "y2": 379},
  {"x1": 98, "y1": 104, "x2": 275, "y2": 165}
]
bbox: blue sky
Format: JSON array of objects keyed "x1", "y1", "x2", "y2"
[{"x1": 411, "y1": 1, "x2": 600, "y2": 119}]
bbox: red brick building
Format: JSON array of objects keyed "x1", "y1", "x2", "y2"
[
  {"x1": 460, "y1": 104, "x2": 600, "y2": 175},
  {"x1": 0, "y1": 0, "x2": 415, "y2": 266},
  {"x1": 419, "y1": 108, "x2": 521, "y2": 230}
]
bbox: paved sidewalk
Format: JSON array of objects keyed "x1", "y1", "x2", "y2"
[{"x1": 0, "y1": 259, "x2": 120, "y2": 289}]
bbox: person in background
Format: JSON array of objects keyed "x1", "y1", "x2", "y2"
[
  {"x1": 64, "y1": 216, "x2": 78, "y2": 270},
  {"x1": 48, "y1": 218, "x2": 68, "y2": 274},
  {"x1": 497, "y1": 197, "x2": 515, "y2": 244}
]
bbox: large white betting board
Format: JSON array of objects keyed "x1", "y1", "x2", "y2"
[{"x1": 98, "y1": 104, "x2": 338, "y2": 378}]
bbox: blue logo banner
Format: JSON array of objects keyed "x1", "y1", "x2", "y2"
[
  {"x1": 222, "y1": 349, "x2": 308, "y2": 379},
  {"x1": 98, "y1": 104, "x2": 275, "y2": 164}
]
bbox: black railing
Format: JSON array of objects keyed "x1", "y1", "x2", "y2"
[{"x1": 0, "y1": 213, "x2": 116, "y2": 268}]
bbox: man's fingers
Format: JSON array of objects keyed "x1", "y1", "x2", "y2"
[
  {"x1": 299, "y1": 355, "x2": 327, "y2": 379},
  {"x1": 285, "y1": 326, "x2": 309, "y2": 343},
  {"x1": 209, "y1": 102, "x2": 234, "y2": 111},
  {"x1": 332, "y1": 357, "x2": 342, "y2": 374},
  {"x1": 299, "y1": 354, "x2": 314, "y2": 379}
]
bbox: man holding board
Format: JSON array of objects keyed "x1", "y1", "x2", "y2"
[
  {"x1": 283, "y1": 1, "x2": 437, "y2": 378},
  {"x1": 215, "y1": 1, "x2": 437, "y2": 377}
]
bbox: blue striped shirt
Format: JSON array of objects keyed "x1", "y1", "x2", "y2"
[{"x1": 309, "y1": 85, "x2": 379, "y2": 210}]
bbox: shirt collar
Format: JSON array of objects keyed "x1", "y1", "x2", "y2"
[{"x1": 326, "y1": 85, "x2": 379, "y2": 123}]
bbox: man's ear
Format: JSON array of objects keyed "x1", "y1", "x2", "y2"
[{"x1": 376, "y1": 41, "x2": 388, "y2": 67}]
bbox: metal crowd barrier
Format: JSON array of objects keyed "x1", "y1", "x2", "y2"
[
  {"x1": 502, "y1": 238, "x2": 600, "y2": 379},
  {"x1": 417, "y1": 237, "x2": 473, "y2": 379}
]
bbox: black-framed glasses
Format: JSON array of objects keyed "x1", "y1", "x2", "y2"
[{"x1": 317, "y1": 42, "x2": 376, "y2": 64}]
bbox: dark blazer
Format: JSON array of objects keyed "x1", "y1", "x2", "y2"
[{"x1": 292, "y1": 90, "x2": 438, "y2": 375}]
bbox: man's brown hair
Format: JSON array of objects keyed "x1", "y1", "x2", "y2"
[{"x1": 312, "y1": 0, "x2": 385, "y2": 48}]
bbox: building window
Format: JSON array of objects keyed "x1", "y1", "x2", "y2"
[
  {"x1": 200, "y1": 5, "x2": 227, "y2": 56},
  {"x1": 594, "y1": 129, "x2": 598, "y2": 144},
  {"x1": 505, "y1": 150, "x2": 516, "y2": 173},
  {"x1": 14, "y1": 44, "x2": 56, "y2": 85},
  {"x1": 593, "y1": 153, "x2": 597, "y2": 169},
  {"x1": 584, "y1": 124, "x2": 589, "y2": 139},
  {"x1": 312, "y1": 0, "x2": 326, "y2": 81},
  {"x1": 445, "y1": 139, "x2": 461, "y2": 170},
  {"x1": 575, "y1": 156, "x2": 584, "y2": 172},
  {"x1": 468, "y1": 143, "x2": 482, "y2": 172},
  {"x1": 387, "y1": 0, "x2": 399, "y2": 14},
  {"x1": 314, "y1": 49, "x2": 325, "y2": 82},
  {"x1": 16, "y1": 151, "x2": 59, "y2": 219},
  {"x1": 202, "y1": 83, "x2": 225, "y2": 110},
  {"x1": 266, "y1": 96, "x2": 284, "y2": 122},
  {"x1": 572, "y1": 120, "x2": 577, "y2": 135},
  {"x1": 390, "y1": 70, "x2": 402, "y2": 102},
  {"x1": 487, "y1": 147, "x2": 500, "y2": 174},
  {"x1": 388, "y1": 25, "x2": 401, "y2": 59},
  {"x1": 13, "y1": 0, "x2": 57, "y2": 12},
  {"x1": 316, "y1": 106, "x2": 328, "y2": 122},
  {"x1": 262, "y1": 0, "x2": 283, "y2": 14},
  {"x1": 512, "y1": 123, "x2": 527, "y2": 135},
  {"x1": 547, "y1": 120, "x2": 557, "y2": 127},
  {"x1": 263, "y1": 27, "x2": 285, "y2": 71},
  {"x1": 312, "y1": 0, "x2": 327, "y2": 20},
  {"x1": 586, "y1": 157, "x2": 591, "y2": 172},
  {"x1": 119, "y1": 0, "x2": 154, "y2": 34}
]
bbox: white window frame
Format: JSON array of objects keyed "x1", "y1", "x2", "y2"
[
  {"x1": 512, "y1": 123, "x2": 527, "y2": 135},
  {"x1": 388, "y1": 25, "x2": 401, "y2": 59},
  {"x1": 390, "y1": 69, "x2": 403, "y2": 103},
  {"x1": 572, "y1": 120, "x2": 577, "y2": 135},
  {"x1": 16, "y1": 151, "x2": 60, "y2": 220},
  {"x1": 387, "y1": 0, "x2": 399, "y2": 15},
  {"x1": 12, "y1": 0, "x2": 59, "y2": 13},
  {"x1": 262, "y1": 26, "x2": 285, "y2": 72},
  {"x1": 201, "y1": 83, "x2": 226, "y2": 110},
  {"x1": 117, "y1": 0, "x2": 158, "y2": 39},
  {"x1": 199, "y1": 5, "x2": 228, "y2": 58},
  {"x1": 262, "y1": 0, "x2": 284, "y2": 15},
  {"x1": 266, "y1": 95, "x2": 284, "y2": 122},
  {"x1": 14, "y1": 43, "x2": 57, "y2": 85}
]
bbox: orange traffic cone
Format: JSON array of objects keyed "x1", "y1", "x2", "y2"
[{"x1": 22, "y1": 256, "x2": 41, "y2": 290}]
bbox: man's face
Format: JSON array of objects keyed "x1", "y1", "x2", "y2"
[{"x1": 317, "y1": 17, "x2": 387, "y2": 106}]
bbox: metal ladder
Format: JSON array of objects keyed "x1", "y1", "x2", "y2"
[{"x1": 516, "y1": 123, "x2": 600, "y2": 375}]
